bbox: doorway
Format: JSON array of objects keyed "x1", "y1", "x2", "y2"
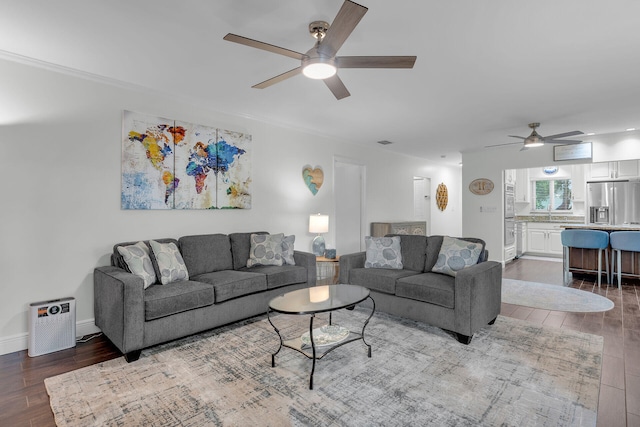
[
  {"x1": 334, "y1": 158, "x2": 366, "y2": 254},
  {"x1": 413, "y1": 176, "x2": 431, "y2": 235}
]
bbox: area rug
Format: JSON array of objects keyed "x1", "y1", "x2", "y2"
[
  {"x1": 503, "y1": 278, "x2": 614, "y2": 312},
  {"x1": 45, "y1": 310, "x2": 602, "y2": 427}
]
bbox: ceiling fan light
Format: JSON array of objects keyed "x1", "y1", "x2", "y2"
[
  {"x1": 302, "y1": 57, "x2": 337, "y2": 80},
  {"x1": 524, "y1": 136, "x2": 544, "y2": 148}
]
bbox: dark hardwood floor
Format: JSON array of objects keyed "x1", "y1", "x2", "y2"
[{"x1": 1, "y1": 257, "x2": 638, "y2": 426}]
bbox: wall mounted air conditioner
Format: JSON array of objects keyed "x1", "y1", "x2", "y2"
[{"x1": 28, "y1": 297, "x2": 76, "y2": 357}]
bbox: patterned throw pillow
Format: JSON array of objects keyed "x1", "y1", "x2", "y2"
[
  {"x1": 149, "y1": 240, "x2": 189, "y2": 285},
  {"x1": 117, "y1": 241, "x2": 157, "y2": 289},
  {"x1": 432, "y1": 236, "x2": 482, "y2": 277},
  {"x1": 247, "y1": 233, "x2": 285, "y2": 267},
  {"x1": 364, "y1": 236, "x2": 403, "y2": 269},
  {"x1": 281, "y1": 235, "x2": 296, "y2": 265}
]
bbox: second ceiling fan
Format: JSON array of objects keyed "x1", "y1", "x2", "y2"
[
  {"x1": 223, "y1": 0, "x2": 417, "y2": 100},
  {"x1": 487, "y1": 123, "x2": 584, "y2": 150}
]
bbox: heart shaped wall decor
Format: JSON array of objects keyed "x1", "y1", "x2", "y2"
[{"x1": 302, "y1": 166, "x2": 324, "y2": 195}]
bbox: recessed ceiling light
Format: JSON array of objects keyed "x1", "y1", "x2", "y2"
[{"x1": 626, "y1": 128, "x2": 636, "y2": 131}]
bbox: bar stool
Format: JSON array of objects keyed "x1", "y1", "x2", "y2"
[
  {"x1": 561, "y1": 229, "x2": 610, "y2": 287},
  {"x1": 609, "y1": 231, "x2": 640, "y2": 289}
]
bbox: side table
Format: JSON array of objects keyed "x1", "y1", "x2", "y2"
[{"x1": 316, "y1": 256, "x2": 339, "y2": 285}]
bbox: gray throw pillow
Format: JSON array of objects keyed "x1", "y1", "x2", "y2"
[
  {"x1": 247, "y1": 233, "x2": 285, "y2": 267},
  {"x1": 432, "y1": 236, "x2": 482, "y2": 277},
  {"x1": 281, "y1": 235, "x2": 296, "y2": 265},
  {"x1": 149, "y1": 240, "x2": 189, "y2": 285},
  {"x1": 117, "y1": 241, "x2": 157, "y2": 289},
  {"x1": 364, "y1": 236, "x2": 403, "y2": 269}
]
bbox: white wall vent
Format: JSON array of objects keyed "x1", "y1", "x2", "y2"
[{"x1": 28, "y1": 297, "x2": 76, "y2": 357}]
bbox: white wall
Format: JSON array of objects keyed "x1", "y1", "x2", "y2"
[
  {"x1": 462, "y1": 131, "x2": 640, "y2": 264},
  {"x1": 0, "y1": 58, "x2": 462, "y2": 354}
]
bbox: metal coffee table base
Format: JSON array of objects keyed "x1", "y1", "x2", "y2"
[{"x1": 268, "y1": 298, "x2": 375, "y2": 390}]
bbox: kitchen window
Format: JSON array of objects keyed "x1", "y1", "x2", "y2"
[{"x1": 532, "y1": 179, "x2": 573, "y2": 211}]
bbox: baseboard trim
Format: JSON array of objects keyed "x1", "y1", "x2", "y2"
[{"x1": 0, "y1": 318, "x2": 101, "y2": 356}]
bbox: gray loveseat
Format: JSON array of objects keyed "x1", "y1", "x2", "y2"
[
  {"x1": 94, "y1": 232, "x2": 316, "y2": 362},
  {"x1": 339, "y1": 234, "x2": 502, "y2": 344}
]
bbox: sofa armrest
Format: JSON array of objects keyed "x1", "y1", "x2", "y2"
[
  {"x1": 293, "y1": 250, "x2": 317, "y2": 285},
  {"x1": 94, "y1": 266, "x2": 145, "y2": 355},
  {"x1": 338, "y1": 252, "x2": 366, "y2": 284},
  {"x1": 452, "y1": 261, "x2": 502, "y2": 336}
]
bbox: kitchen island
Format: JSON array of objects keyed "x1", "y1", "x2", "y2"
[{"x1": 562, "y1": 224, "x2": 640, "y2": 283}]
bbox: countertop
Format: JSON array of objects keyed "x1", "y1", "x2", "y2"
[
  {"x1": 561, "y1": 224, "x2": 640, "y2": 231},
  {"x1": 514, "y1": 215, "x2": 585, "y2": 224}
]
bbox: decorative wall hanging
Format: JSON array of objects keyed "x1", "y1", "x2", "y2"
[
  {"x1": 436, "y1": 183, "x2": 448, "y2": 211},
  {"x1": 468, "y1": 178, "x2": 494, "y2": 195},
  {"x1": 302, "y1": 165, "x2": 324, "y2": 195},
  {"x1": 121, "y1": 111, "x2": 251, "y2": 209}
]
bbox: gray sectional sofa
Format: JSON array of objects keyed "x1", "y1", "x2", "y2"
[
  {"x1": 94, "y1": 232, "x2": 316, "y2": 362},
  {"x1": 339, "y1": 234, "x2": 502, "y2": 344}
]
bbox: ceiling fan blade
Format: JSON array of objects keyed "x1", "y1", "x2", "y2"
[
  {"x1": 336, "y1": 56, "x2": 416, "y2": 68},
  {"x1": 508, "y1": 135, "x2": 526, "y2": 140},
  {"x1": 318, "y1": 0, "x2": 368, "y2": 57},
  {"x1": 252, "y1": 67, "x2": 302, "y2": 89},
  {"x1": 223, "y1": 33, "x2": 304, "y2": 60},
  {"x1": 542, "y1": 130, "x2": 583, "y2": 140},
  {"x1": 485, "y1": 141, "x2": 523, "y2": 148},
  {"x1": 324, "y1": 75, "x2": 351, "y2": 100},
  {"x1": 545, "y1": 139, "x2": 583, "y2": 145}
]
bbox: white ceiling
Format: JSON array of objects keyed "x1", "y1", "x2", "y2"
[{"x1": 2, "y1": 0, "x2": 640, "y2": 164}]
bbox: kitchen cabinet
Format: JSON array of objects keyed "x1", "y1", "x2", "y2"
[
  {"x1": 571, "y1": 164, "x2": 586, "y2": 202},
  {"x1": 588, "y1": 160, "x2": 639, "y2": 181},
  {"x1": 504, "y1": 169, "x2": 516, "y2": 185},
  {"x1": 526, "y1": 223, "x2": 563, "y2": 256},
  {"x1": 515, "y1": 169, "x2": 530, "y2": 203}
]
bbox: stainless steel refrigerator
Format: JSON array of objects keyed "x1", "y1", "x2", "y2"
[{"x1": 587, "y1": 180, "x2": 640, "y2": 225}]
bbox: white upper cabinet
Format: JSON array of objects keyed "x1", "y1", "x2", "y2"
[
  {"x1": 515, "y1": 169, "x2": 530, "y2": 203},
  {"x1": 504, "y1": 169, "x2": 516, "y2": 185},
  {"x1": 588, "y1": 160, "x2": 639, "y2": 181},
  {"x1": 571, "y1": 164, "x2": 586, "y2": 201}
]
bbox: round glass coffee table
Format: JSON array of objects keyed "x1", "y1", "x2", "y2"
[{"x1": 267, "y1": 284, "x2": 375, "y2": 390}]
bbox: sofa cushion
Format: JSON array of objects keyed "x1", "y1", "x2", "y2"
[
  {"x1": 425, "y1": 236, "x2": 486, "y2": 272},
  {"x1": 116, "y1": 241, "x2": 157, "y2": 289},
  {"x1": 387, "y1": 234, "x2": 427, "y2": 272},
  {"x1": 179, "y1": 234, "x2": 233, "y2": 276},
  {"x1": 281, "y1": 235, "x2": 296, "y2": 265},
  {"x1": 365, "y1": 236, "x2": 403, "y2": 269},
  {"x1": 192, "y1": 270, "x2": 267, "y2": 302},
  {"x1": 229, "y1": 232, "x2": 269, "y2": 270},
  {"x1": 432, "y1": 236, "x2": 483, "y2": 277},
  {"x1": 144, "y1": 280, "x2": 214, "y2": 321},
  {"x1": 149, "y1": 240, "x2": 190, "y2": 285},
  {"x1": 349, "y1": 267, "x2": 420, "y2": 295},
  {"x1": 240, "y1": 264, "x2": 307, "y2": 289},
  {"x1": 111, "y1": 238, "x2": 177, "y2": 278},
  {"x1": 247, "y1": 233, "x2": 285, "y2": 267},
  {"x1": 396, "y1": 272, "x2": 455, "y2": 309}
]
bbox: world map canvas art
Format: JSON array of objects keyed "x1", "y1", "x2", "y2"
[{"x1": 122, "y1": 111, "x2": 251, "y2": 209}]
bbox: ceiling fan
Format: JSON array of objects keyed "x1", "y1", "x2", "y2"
[
  {"x1": 486, "y1": 123, "x2": 584, "y2": 150},
  {"x1": 223, "y1": 0, "x2": 417, "y2": 100}
]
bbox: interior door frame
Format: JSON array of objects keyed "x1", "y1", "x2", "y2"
[{"x1": 333, "y1": 156, "x2": 367, "y2": 252}]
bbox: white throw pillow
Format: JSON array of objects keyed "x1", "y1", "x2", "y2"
[
  {"x1": 247, "y1": 233, "x2": 285, "y2": 267},
  {"x1": 432, "y1": 236, "x2": 482, "y2": 277},
  {"x1": 364, "y1": 236, "x2": 403, "y2": 269},
  {"x1": 117, "y1": 241, "x2": 157, "y2": 289},
  {"x1": 149, "y1": 240, "x2": 189, "y2": 285}
]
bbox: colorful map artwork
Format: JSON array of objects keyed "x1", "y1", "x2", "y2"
[{"x1": 122, "y1": 111, "x2": 251, "y2": 209}]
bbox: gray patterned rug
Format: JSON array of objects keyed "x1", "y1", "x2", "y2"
[
  {"x1": 45, "y1": 309, "x2": 602, "y2": 426},
  {"x1": 503, "y1": 278, "x2": 615, "y2": 312}
]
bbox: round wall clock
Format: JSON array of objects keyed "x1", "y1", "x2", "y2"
[
  {"x1": 469, "y1": 178, "x2": 494, "y2": 195},
  {"x1": 436, "y1": 183, "x2": 448, "y2": 211}
]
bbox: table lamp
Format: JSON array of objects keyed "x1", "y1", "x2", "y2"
[{"x1": 309, "y1": 213, "x2": 329, "y2": 256}]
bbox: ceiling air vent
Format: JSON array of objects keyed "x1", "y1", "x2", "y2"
[{"x1": 377, "y1": 140, "x2": 393, "y2": 145}]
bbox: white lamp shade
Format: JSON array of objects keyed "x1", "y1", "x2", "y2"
[{"x1": 309, "y1": 214, "x2": 329, "y2": 233}]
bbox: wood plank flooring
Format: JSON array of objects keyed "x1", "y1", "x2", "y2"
[{"x1": 1, "y1": 257, "x2": 638, "y2": 426}]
